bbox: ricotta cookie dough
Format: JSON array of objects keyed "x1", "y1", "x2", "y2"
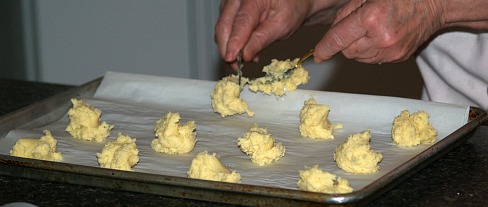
[
  {"x1": 334, "y1": 130, "x2": 383, "y2": 174},
  {"x1": 297, "y1": 165, "x2": 353, "y2": 194},
  {"x1": 187, "y1": 151, "x2": 241, "y2": 183},
  {"x1": 210, "y1": 75, "x2": 254, "y2": 117},
  {"x1": 237, "y1": 123, "x2": 286, "y2": 166},
  {"x1": 299, "y1": 98, "x2": 343, "y2": 139},
  {"x1": 392, "y1": 110, "x2": 438, "y2": 147},
  {"x1": 97, "y1": 132, "x2": 139, "y2": 171},
  {"x1": 248, "y1": 58, "x2": 310, "y2": 97},
  {"x1": 66, "y1": 98, "x2": 114, "y2": 142},
  {"x1": 152, "y1": 112, "x2": 197, "y2": 154},
  {"x1": 10, "y1": 130, "x2": 63, "y2": 162}
]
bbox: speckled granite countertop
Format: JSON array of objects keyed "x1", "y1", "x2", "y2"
[{"x1": 0, "y1": 78, "x2": 487, "y2": 207}]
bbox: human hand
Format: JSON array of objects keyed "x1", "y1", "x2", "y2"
[
  {"x1": 215, "y1": 0, "x2": 349, "y2": 70},
  {"x1": 215, "y1": 0, "x2": 313, "y2": 69},
  {"x1": 314, "y1": 0, "x2": 444, "y2": 64}
]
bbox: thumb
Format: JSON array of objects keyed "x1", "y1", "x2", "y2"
[{"x1": 314, "y1": 13, "x2": 366, "y2": 62}]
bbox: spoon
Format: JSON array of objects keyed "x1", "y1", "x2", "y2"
[{"x1": 286, "y1": 49, "x2": 314, "y2": 73}]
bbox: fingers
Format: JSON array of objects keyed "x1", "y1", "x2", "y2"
[
  {"x1": 315, "y1": 0, "x2": 397, "y2": 64},
  {"x1": 216, "y1": 0, "x2": 308, "y2": 65},
  {"x1": 342, "y1": 37, "x2": 383, "y2": 63},
  {"x1": 243, "y1": 14, "x2": 298, "y2": 62},
  {"x1": 224, "y1": 0, "x2": 264, "y2": 62},
  {"x1": 332, "y1": 0, "x2": 366, "y2": 25},
  {"x1": 314, "y1": 12, "x2": 367, "y2": 63},
  {"x1": 317, "y1": 0, "x2": 441, "y2": 64},
  {"x1": 215, "y1": 0, "x2": 242, "y2": 61}
]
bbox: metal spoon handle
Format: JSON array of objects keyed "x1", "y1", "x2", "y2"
[{"x1": 296, "y1": 49, "x2": 314, "y2": 66}]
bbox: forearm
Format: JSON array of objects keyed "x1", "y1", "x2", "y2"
[{"x1": 437, "y1": 0, "x2": 488, "y2": 29}]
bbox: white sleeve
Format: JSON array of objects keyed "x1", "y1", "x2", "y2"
[{"x1": 416, "y1": 31, "x2": 488, "y2": 110}]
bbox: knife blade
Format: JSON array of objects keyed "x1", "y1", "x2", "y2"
[{"x1": 237, "y1": 51, "x2": 243, "y2": 86}]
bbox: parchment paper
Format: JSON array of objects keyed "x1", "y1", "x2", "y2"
[{"x1": 0, "y1": 71, "x2": 469, "y2": 191}]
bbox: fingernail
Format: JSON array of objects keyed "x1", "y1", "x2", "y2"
[
  {"x1": 253, "y1": 56, "x2": 259, "y2": 63},
  {"x1": 225, "y1": 51, "x2": 235, "y2": 62},
  {"x1": 230, "y1": 62, "x2": 238, "y2": 71}
]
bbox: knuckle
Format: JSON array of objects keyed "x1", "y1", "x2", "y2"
[
  {"x1": 214, "y1": 22, "x2": 227, "y2": 39},
  {"x1": 250, "y1": 30, "x2": 270, "y2": 48},
  {"x1": 362, "y1": 7, "x2": 383, "y2": 27},
  {"x1": 214, "y1": 18, "x2": 226, "y2": 32},
  {"x1": 362, "y1": 8, "x2": 400, "y2": 48},
  {"x1": 379, "y1": 32, "x2": 401, "y2": 48},
  {"x1": 329, "y1": 33, "x2": 348, "y2": 50},
  {"x1": 341, "y1": 49, "x2": 355, "y2": 59},
  {"x1": 233, "y1": 12, "x2": 253, "y2": 28}
]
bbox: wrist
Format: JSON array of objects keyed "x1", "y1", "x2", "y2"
[{"x1": 432, "y1": 0, "x2": 488, "y2": 29}]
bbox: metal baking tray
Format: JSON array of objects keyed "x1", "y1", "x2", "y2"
[{"x1": 0, "y1": 77, "x2": 486, "y2": 206}]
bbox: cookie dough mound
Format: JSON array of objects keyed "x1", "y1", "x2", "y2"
[
  {"x1": 211, "y1": 75, "x2": 254, "y2": 117},
  {"x1": 97, "y1": 132, "x2": 139, "y2": 171},
  {"x1": 248, "y1": 58, "x2": 309, "y2": 97},
  {"x1": 299, "y1": 98, "x2": 343, "y2": 139},
  {"x1": 237, "y1": 123, "x2": 285, "y2": 166},
  {"x1": 66, "y1": 98, "x2": 114, "y2": 142},
  {"x1": 334, "y1": 130, "x2": 383, "y2": 174},
  {"x1": 187, "y1": 151, "x2": 241, "y2": 183},
  {"x1": 297, "y1": 165, "x2": 353, "y2": 194},
  {"x1": 392, "y1": 110, "x2": 438, "y2": 147},
  {"x1": 152, "y1": 112, "x2": 197, "y2": 154},
  {"x1": 10, "y1": 130, "x2": 63, "y2": 161}
]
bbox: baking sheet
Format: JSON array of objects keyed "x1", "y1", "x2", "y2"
[{"x1": 0, "y1": 71, "x2": 469, "y2": 193}]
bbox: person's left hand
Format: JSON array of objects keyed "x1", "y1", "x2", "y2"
[
  {"x1": 215, "y1": 0, "x2": 312, "y2": 68},
  {"x1": 313, "y1": 0, "x2": 444, "y2": 64}
]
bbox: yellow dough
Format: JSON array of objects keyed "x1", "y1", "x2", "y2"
[
  {"x1": 10, "y1": 130, "x2": 63, "y2": 162},
  {"x1": 237, "y1": 123, "x2": 285, "y2": 166},
  {"x1": 297, "y1": 165, "x2": 353, "y2": 194},
  {"x1": 299, "y1": 98, "x2": 343, "y2": 139},
  {"x1": 187, "y1": 151, "x2": 241, "y2": 183},
  {"x1": 152, "y1": 112, "x2": 197, "y2": 154},
  {"x1": 210, "y1": 75, "x2": 254, "y2": 117},
  {"x1": 97, "y1": 132, "x2": 139, "y2": 171},
  {"x1": 66, "y1": 98, "x2": 114, "y2": 142},
  {"x1": 249, "y1": 59, "x2": 309, "y2": 97},
  {"x1": 334, "y1": 130, "x2": 383, "y2": 174},
  {"x1": 392, "y1": 110, "x2": 438, "y2": 147}
]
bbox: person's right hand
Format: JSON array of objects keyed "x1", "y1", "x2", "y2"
[
  {"x1": 215, "y1": 0, "x2": 312, "y2": 67},
  {"x1": 313, "y1": 0, "x2": 488, "y2": 64},
  {"x1": 313, "y1": 0, "x2": 444, "y2": 64}
]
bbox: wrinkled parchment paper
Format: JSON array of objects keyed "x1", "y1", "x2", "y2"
[{"x1": 0, "y1": 71, "x2": 469, "y2": 191}]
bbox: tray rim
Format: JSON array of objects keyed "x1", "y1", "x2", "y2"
[{"x1": 0, "y1": 76, "x2": 486, "y2": 206}]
